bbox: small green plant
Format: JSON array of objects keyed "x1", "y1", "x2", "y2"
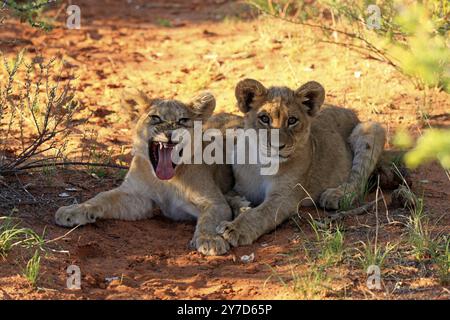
[
  {"x1": 291, "y1": 265, "x2": 331, "y2": 299},
  {"x1": 338, "y1": 191, "x2": 357, "y2": 211},
  {"x1": 391, "y1": 173, "x2": 449, "y2": 284},
  {"x1": 0, "y1": 216, "x2": 44, "y2": 258},
  {"x1": 431, "y1": 236, "x2": 450, "y2": 286},
  {"x1": 308, "y1": 219, "x2": 346, "y2": 266},
  {"x1": 356, "y1": 240, "x2": 396, "y2": 270},
  {"x1": 406, "y1": 196, "x2": 434, "y2": 260},
  {"x1": 79, "y1": 130, "x2": 117, "y2": 178},
  {"x1": 156, "y1": 18, "x2": 172, "y2": 28},
  {"x1": 24, "y1": 250, "x2": 41, "y2": 287},
  {"x1": 266, "y1": 216, "x2": 345, "y2": 298},
  {"x1": 87, "y1": 149, "x2": 114, "y2": 178},
  {"x1": 265, "y1": 255, "x2": 332, "y2": 299}
]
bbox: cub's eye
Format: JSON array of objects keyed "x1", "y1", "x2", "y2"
[
  {"x1": 149, "y1": 115, "x2": 162, "y2": 124},
  {"x1": 259, "y1": 114, "x2": 270, "y2": 125},
  {"x1": 288, "y1": 117, "x2": 298, "y2": 126},
  {"x1": 178, "y1": 118, "x2": 190, "y2": 125}
]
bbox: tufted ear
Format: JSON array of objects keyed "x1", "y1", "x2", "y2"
[
  {"x1": 235, "y1": 79, "x2": 268, "y2": 113},
  {"x1": 295, "y1": 81, "x2": 325, "y2": 116},
  {"x1": 188, "y1": 92, "x2": 216, "y2": 120},
  {"x1": 121, "y1": 89, "x2": 152, "y2": 107},
  {"x1": 121, "y1": 89, "x2": 153, "y2": 120}
]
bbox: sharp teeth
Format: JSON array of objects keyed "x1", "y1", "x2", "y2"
[{"x1": 159, "y1": 142, "x2": 163, "y2": 150}]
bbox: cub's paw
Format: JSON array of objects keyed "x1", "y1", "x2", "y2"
[
  {"x1": 190, "y1": 233, "x2": 230, "y2": 256},
  {"x1": 55, "y1": 204, "x2": 99, "y2": 227},
  {"x1": 225, "y1": 194, "x2": 251, "y2": 218},
  {"x1": 216, "y1": 221, "x2": 255, "y2": 247},
  {"x1": 319, "y1": 188, "x2": 347, "y2": 211}
]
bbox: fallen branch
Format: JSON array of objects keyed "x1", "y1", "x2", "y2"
[
  {"x1": 326, "y1": 197, "x2": 384, "y2": 222},
  {"x1": 45, "y1": 225, "x2": 81, "y2": 245},
  {"x1": 1, "y1": 161, "x2": 129, "y2": 175}
]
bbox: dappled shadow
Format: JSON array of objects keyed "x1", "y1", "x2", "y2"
[
  {"x1": 2, "y1": 0, "x2": 255, "y2": 30},
  {"x1": 67, "y1": 0, "x2": 256, "y2": 27},
  {"x1": 0, "y1": 0, "x2": 255, "y2": 54}
]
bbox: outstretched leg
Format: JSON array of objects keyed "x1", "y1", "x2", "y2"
[
  {"x1": 320, "y1": 121, "x2": 386, "y2": 210},
  {"x1": 217, "y1": 192, "x2": 299, "y2": 247},
  {"x1": 55, "y1": 183, "x2": 155, "y2": 227}
]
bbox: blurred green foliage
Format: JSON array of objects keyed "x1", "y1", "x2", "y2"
[
  {"x1": 395, "y1": 129, "x2": 450, "y2": 169},
  {"x1": 2, "y1": 0, "x2": 56, "y2": 31},
  {"x1": 250, "y1": 0, "x2": 450, "y2": 92},
  {"x1": 388, "y1": 3, "x2": 450, "y2": 92},
  {"x1": 406, "y1": 129, "x2": 450, "y2": 169}
]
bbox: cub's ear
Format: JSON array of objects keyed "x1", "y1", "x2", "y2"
[
  {"x1": 188, "y1": 92, "x2": 216, "y2": 120},
  {"x1": 121, "y1": 89, "x2": 152, "y2": 107},
  {"x1": 295, "y1": 81, "x2": 325, "y2": 116},
  {"x1": 235, "y1": 79, "x2": 267, "y2": 113},
  {"x1": 121, "y1": 89, "x2": 153, "y2": 120}
]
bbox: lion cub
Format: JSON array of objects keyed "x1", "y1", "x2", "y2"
[
  {"x1": 217, "y1": 79, "x2": 386, "y2": 247},
  {"x1": 55, "y1": 91, "x2": 236, "y2": 255}
]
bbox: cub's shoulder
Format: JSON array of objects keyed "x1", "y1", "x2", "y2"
[
  {"x1": 312, "y1": 105, "x2": 359, "y2": 137},
  {"x1": 205, "y1": 112, "x2": 244, "y2": 132}
]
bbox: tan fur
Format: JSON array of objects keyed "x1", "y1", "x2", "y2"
[
  {"x1": 217, "y1": 79, "x2": 386, "y2": 247},
  {"x1": 55, "y1": 91, "x2": 240, "y2": 255}
]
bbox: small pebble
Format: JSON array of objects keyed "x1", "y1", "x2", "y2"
[{"x1": 240, "y1": 253, "x2": 255, "y2": 263}]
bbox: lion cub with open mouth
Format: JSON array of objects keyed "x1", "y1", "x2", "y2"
[{"x1": 55, "y1": 91, "x2": 238, "y2": 256}]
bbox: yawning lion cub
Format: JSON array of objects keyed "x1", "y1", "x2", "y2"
[{"x1": 55, "y1": 91, "x2": 240, "y2": 256}]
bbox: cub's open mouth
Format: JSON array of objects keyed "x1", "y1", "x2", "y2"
[{"x1": 148, "y1": 141, "x2": 177, "y2": 180}]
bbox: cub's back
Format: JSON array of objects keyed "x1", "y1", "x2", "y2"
[
  {"x1": 312, "y1": 105, "x2": 359, "y2": 140},
  {"x1": 307, "y1": 105, "x2": 359, "y2": 198}
]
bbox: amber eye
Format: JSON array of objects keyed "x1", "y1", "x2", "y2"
[
  {"x1": 178, "y1": 118, "x2": 190, "y2": 125},
  {"x1": 259, "y1": 114, "x2": 270, "y2": 125},
  {"x1": 149, "y1": 115, "x2": 162, "y2": 124},
  {"x1": 288, "y1": 117, "x2": 298, "y2": 126}
]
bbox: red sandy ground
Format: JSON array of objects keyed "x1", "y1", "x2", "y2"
[{"x1": 0, "y1": 0, "x2": 449, "y2": 299}]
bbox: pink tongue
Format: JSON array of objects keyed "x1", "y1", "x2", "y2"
[{"x1": 155, "y1": 146, "x2": 175, "y2": 180}]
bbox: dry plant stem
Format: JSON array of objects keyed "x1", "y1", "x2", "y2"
[
  {"x1": 326, "y1": 198, "x2": 384, "y2": 223},
  {"x1": 255, "y1": 7, "x2": 399, "y2": 69},
  {"x1": 44, "y1": 225, "x2": 81, "y2": 244},
  {"x1": 1, "y1": 161, "x2": 129, "y2": 175},
  {"x1": 0, "y1": 54, "x2": 79, "y2": 175}
]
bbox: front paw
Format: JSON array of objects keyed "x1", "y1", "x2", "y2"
[
  {"x1": 55, "y1": 204, "x2": 99, "y2": 227},
  {"x1": 319, "y1": 188, "x2": 347, "y2": 210},
  {"x1": 190, "y1": 233, "x2": 230, "y2": 256},
  {"x1": 216, "y1": 220, "x2": 256, "y2": 247}
]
